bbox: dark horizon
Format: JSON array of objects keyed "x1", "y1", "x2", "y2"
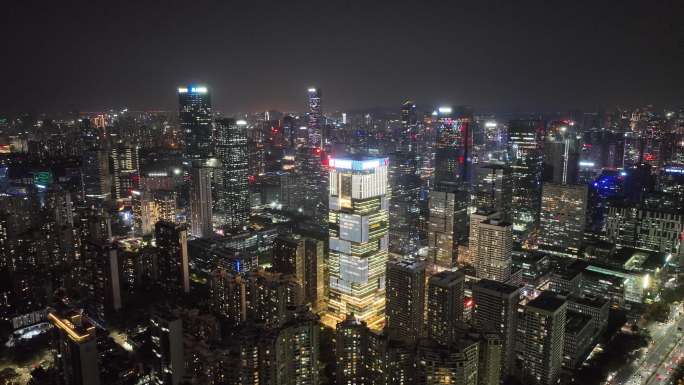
[{"x1": 2, "y1": 0, "x2": 683, "y2": 115}]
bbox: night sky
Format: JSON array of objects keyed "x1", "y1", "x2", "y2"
[{"x1": 2, "y1": 0, "x2": 683, "y2": 115}]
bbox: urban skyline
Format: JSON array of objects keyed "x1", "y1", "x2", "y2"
[{"x1": 2, "y1": 2, "x2": 684, "y2": 385}]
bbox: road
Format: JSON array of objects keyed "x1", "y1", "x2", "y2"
[{"x1": 618, "y1": 313, "x2": 684, "y2": 385}]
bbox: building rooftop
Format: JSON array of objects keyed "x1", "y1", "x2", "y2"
[
  {"x1": 527, "y1": 291, "x2": 566, "y2": 312},
  {"x1": 565, "y1": 310, "x2": 593, "y2": 334},
  {"x1": 429, "y1": 270, "x2": 465, "y2": 286},
  {"x1": 48, "y1": 310, "x2": 97, "y2": 343},
  {"x1": 474, "y1": 278, "x2": 519, "y2": 295}
]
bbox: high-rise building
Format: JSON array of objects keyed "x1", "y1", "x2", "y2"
[
  {"x1": 429, "y1": 106, "x2": 472, "y2": 269},
  {"x1": 473, "y1": 162, "x2": 512, "y2": 220},
  {"x1": 307, "y1": 87, "x2": 323, "y2": 147},
  {"x1": 150, "y1": 310, "x2": 185, "y2": 385},
  {"x1": 426, "y1": 270, "x2": 465, "y2": 345},
  {"x1": 271, "y1": 234, "x2": 326, "y2": 312},
  {"x1": 81, "y1": 149, "x2": 111, "y2": 200},
  {"x1": 472, "y1": 279, "x2": 520, "y2": 379},
  {"x1": 214, "y1": 118, "x2": 250, "y2": 231},
  {"x1": 508, "y1": 119, "x2": 544, "y2": 241},
  {"x1": 190, "y1": 162, "x2": 213, "y2": 238},
  {"x1": 385, "y1": 260, "x2": 425, "y2": 342},
  {"x1": 155, "y1": 222, "x2": 190, "y2": 293},
  {"x1": 388, "y1": 151, "x2": 422, "y2": 256},
  {"x1": 178, "y1": 85, "x2": 212, "y2": 159},
  {"x1": 302, "y1": 236, "x2": 326, "y2": 312},
  {"x1": 209, "y1": 268, "x2": 245, "y2": 326},
  {"x1": 543, "y1": 122, "x2": 579, "y2": 185},
  {"x1": 539, "y1": 183, "x2": 587, "y2": 254},
  {"x1": 416, "y1": 337, "x2": 479, "y2": 385},
  {"x1": 327, "y1": 156, "x2": 389, "y2": 328},
  {"x1": 335, "y1": 314, "x2": 376, "y2": 385},
  {"x1": 270, "y1": 308, "x2": 320, "y2": 385},
  {"x1": 110, "y1": 145, "x2": 139, "y2": 200},
  {"x1": 88, "y1": 240, "x2": 122, "y2": 323},
  {"x1": 518, "y1": 291, "x2": 567, "y2": 385},
  {"x1": 49, "y1": 310, "x2": 101, "y2": 385},
  {"x1": 428, "y1": 189, "x2": 457, "y2": 269},
  {"x1": 472, "y1": 217, "x2": 513, "y2": 282}
]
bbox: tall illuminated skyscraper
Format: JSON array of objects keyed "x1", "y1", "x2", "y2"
[
  {"x1": 508, "y1": 119, "x2": 544, "y2": 241},
  {"x1": 327, "y1": 156, "x2": 389, "y2": 329},
  {"x1": 307, "y1": 87, "x2": 323, "y2": 147},
  {"x1": 428, "y1": 106, "x2": 472, "y2": 269},
  {"x1": 214, "y1": 118, "x2": 250, "y2": 231},
  {"x1": 178, "y1": 85, "x2": 212, "y2": 159}
]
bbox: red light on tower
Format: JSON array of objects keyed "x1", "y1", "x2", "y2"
[{"x1": 313, "y1": 147, "x2": 322, "y2": 155}]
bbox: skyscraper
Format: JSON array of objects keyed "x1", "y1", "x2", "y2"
[
  {"x1": 190, "y1": 162, "x2": 213, "y2": 238},
  {"x1": 307, "y1": 87, "x2": 323, "y2": 147},
  {"x1": 472, "y1": 279, "x2": 520, "y2": 380},
  {"x1": 178, "y1": 85, "x2": 212, "y2": 159},
  {"x1": 426, "y1": 270, "x2": 465, "y2": 345},
  {"x1": 88, "y1": 240, "x2": 122, "y2": 323},
  {"x1": 110, "y1": 144, "x2": 139, "y2": 200},
  {"x1": 508, "y1": 119, "x2": 544, "y2": 241},
  {"x1": 49, "y1": 310, "x2": 101, "y2": 385},
  {"x1": 518, "y1": 292, "x2": 567, "y2": 385},
  {"x1": 473, "y1": 162, "x2": 512, "y2": 220},
  {"x1": 428, "y1": 106, "x2": 472, "y2": 269},
  {"x1": 539, "y1": 182, "x2": 587, "y2": 254},
  {"x1": 388, "y1": 151, "x2": 422, "y2": 257},
  {"x1": 155, "y1": 222, "x2": 190, "y2": 294},
  {"x1": 214, "y1": 118, "x2": 250, "y2": 231},
  {"x1": 328, "y1": 156, "x2": 389, "y2": 328},
  {"x1": 385, "y1": 259, "x2": 425, "y2": 342},
  {"x1": 472, "y1": 217, "x2": 513, "y2": 282}
]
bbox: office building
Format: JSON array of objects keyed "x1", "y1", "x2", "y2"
[
  {"x1": 328, "y1": 156, "x2": 389, "y2": 328},
  {"x1": 155, "y1": 222, "x2": 190, "y2": 293},
  {"x1": 472, "y1": 217, "x2": 512, "y2": 282},
  {"x1": 508, "y1": 119, "x2": 544, "y2": 241},
  {"x1": 179, "y1": 85, "x2": 212, "y2": 159},
  {"x1": 562, "y1": 310, "x2": 594, "y2": 369},
  {"x1": 518, "y1": 292, "x2": 567, "y2": 385},
  {"x1": 472, "y1": 279, "x2": 519, "y2": 379},
  {"x1": 385, "y1": 260, "x2": 425, "y2": 342},
  {"x1": 214, "y1": 118, "x2": 250, "y2": 231},
  {"x1": 190, "y1": 162, "x2": 213, "y2": 238},
  {"x1": 49, "y1": 310, "x2": 100, "y2": 385},
  {"x1": 150, "y1": 310, "x2": 185, "y2": 385},
  {"x1": 388, "y1": 151, "x2": 422, "y2": 256},
  {"x1": 426, "y1": 271, "x2": 465, "y2": 345},
  {"x1": 539, "y1": 183, "x2": 587, "y2": 254},
  {"x1": 428, "y1": 106, "x2": 472, "y2": 269},
  {"x1": 307, "y1": 87, "x2": 323, "y2": 147}
]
